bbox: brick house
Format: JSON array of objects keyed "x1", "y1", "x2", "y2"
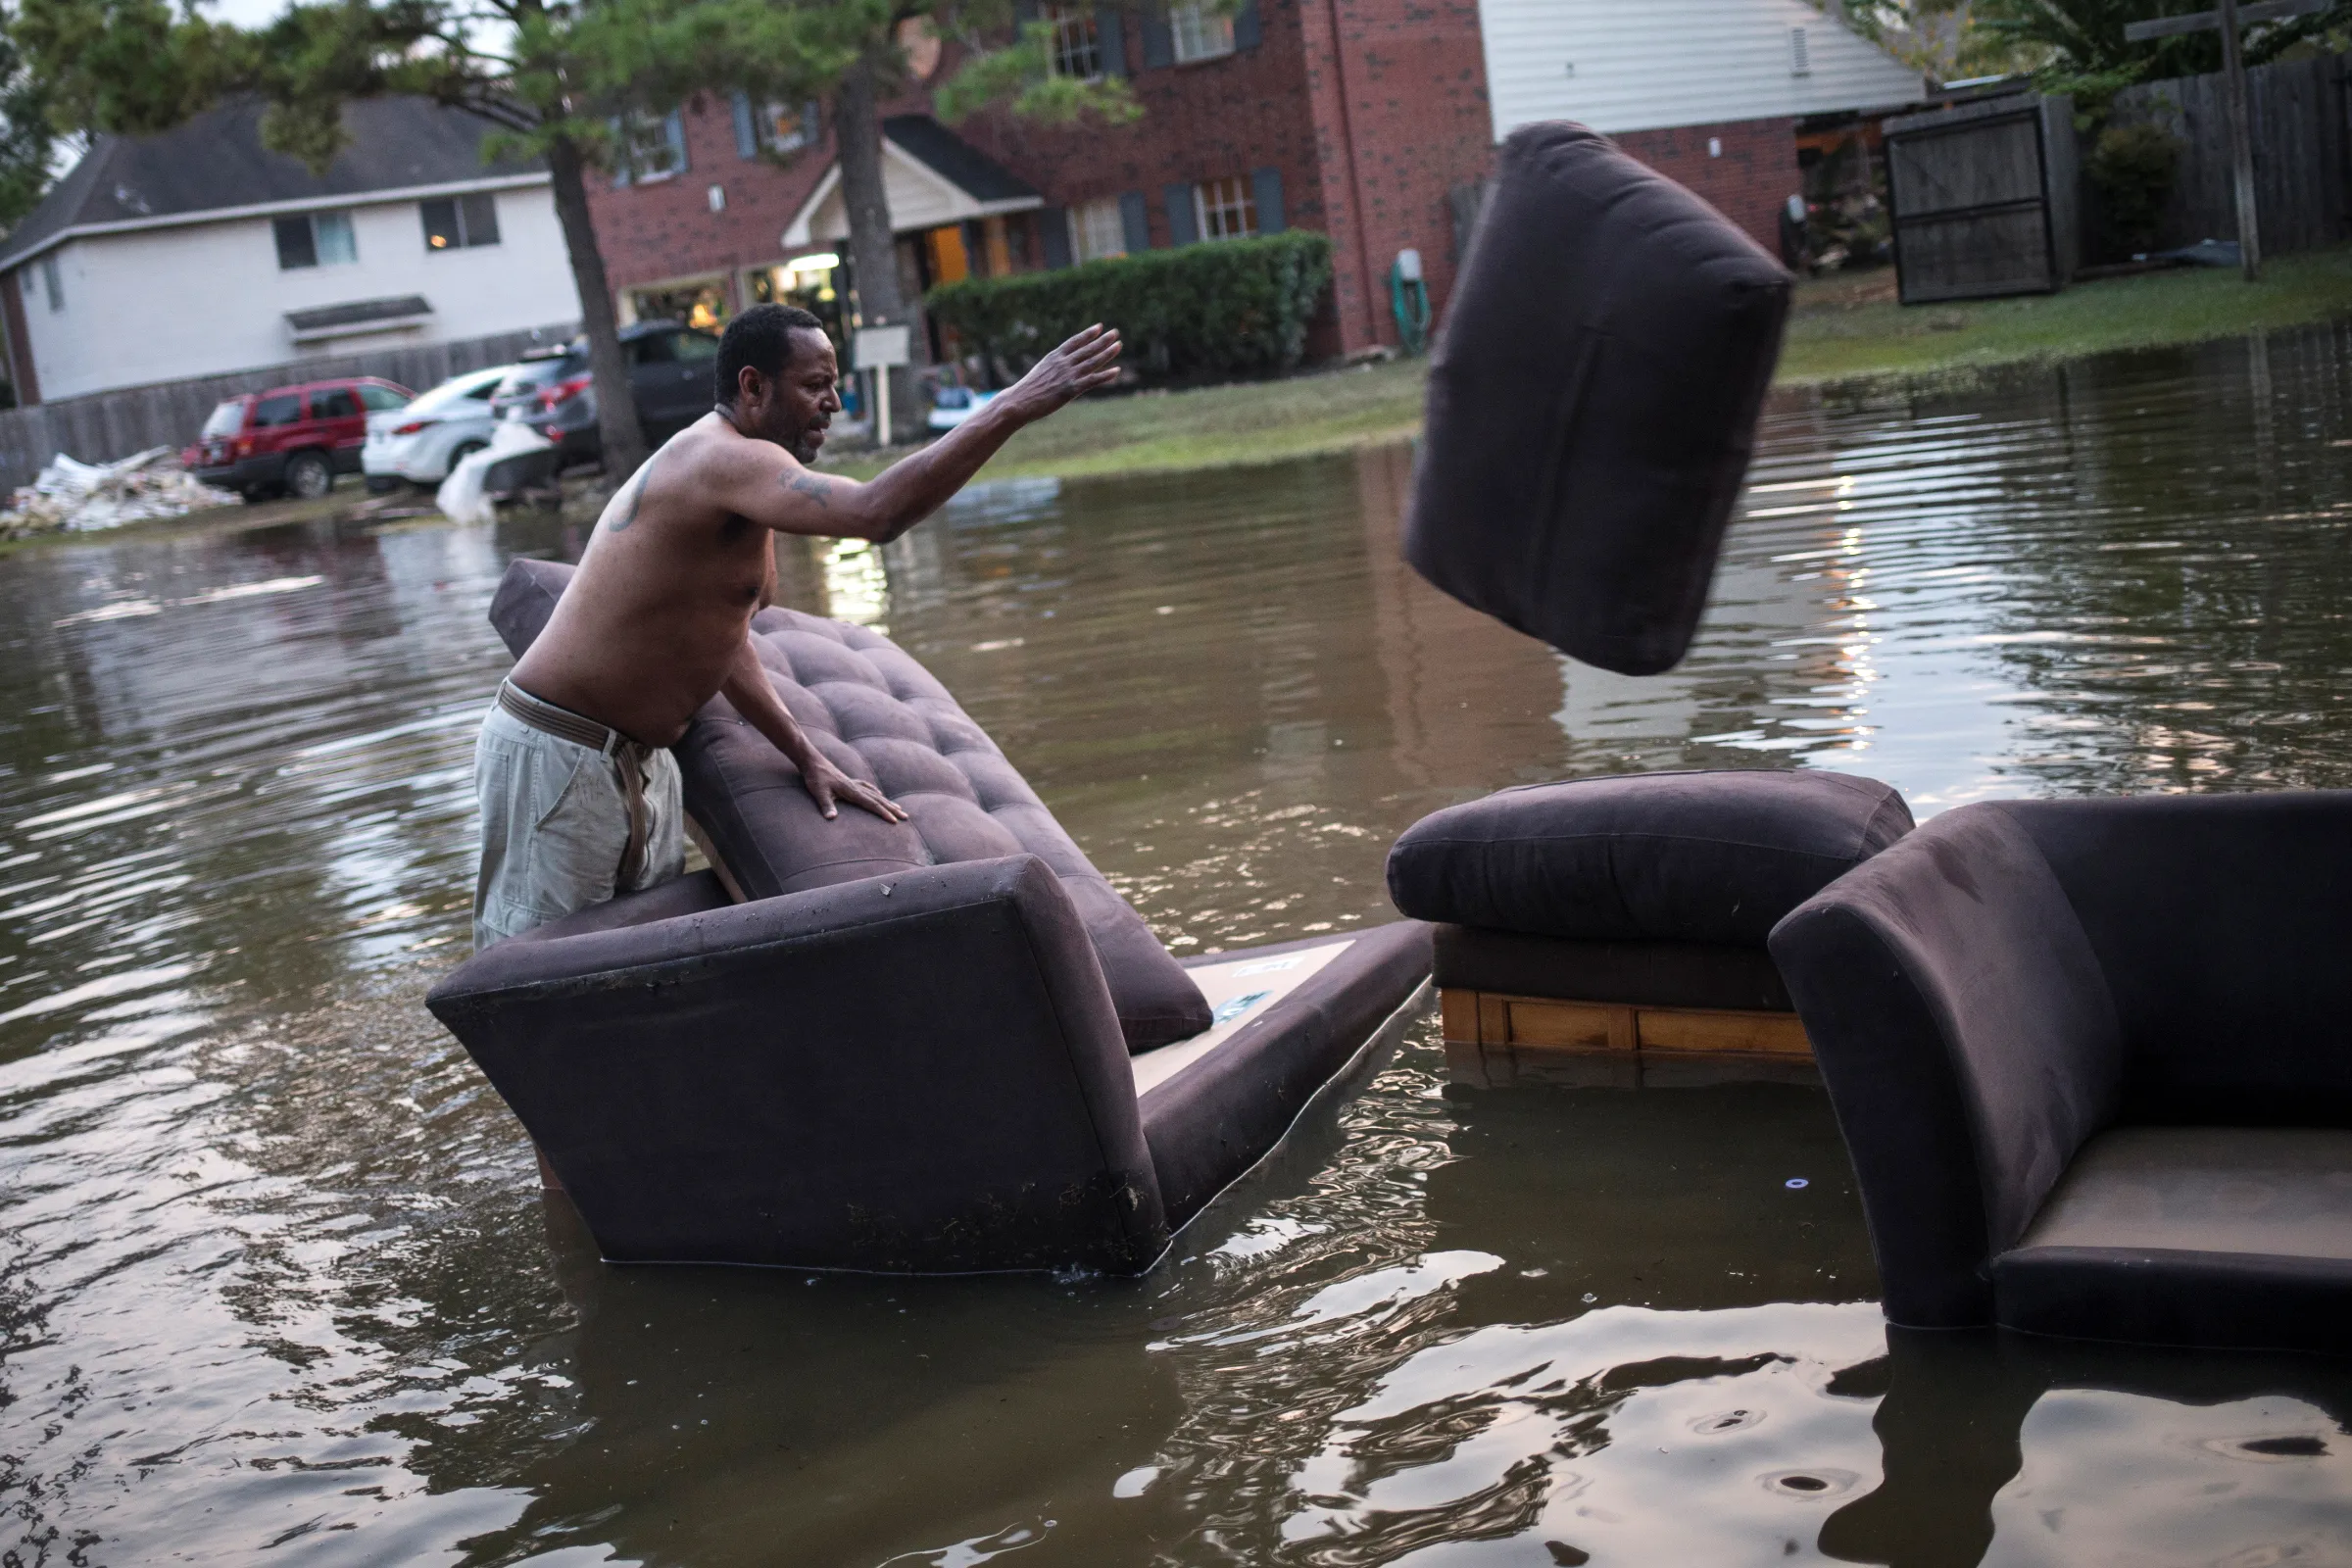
[{"x1": 587, "y1": 0, "x2": 1922, "y2": 367}]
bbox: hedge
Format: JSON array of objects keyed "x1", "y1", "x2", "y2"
[{"x1": 924, "y1": 229, "x2": 1333, "y2": 384}]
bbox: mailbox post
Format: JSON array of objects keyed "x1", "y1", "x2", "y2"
[{"x1": 853, "y1": 323, "x2": 912, "y2": 449}]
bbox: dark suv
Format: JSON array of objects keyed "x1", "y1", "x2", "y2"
[
  {"x1": 185, "y1": 377, "x2": 413, "y2": 501},
  {"x1": 490, "y1": 320, "x2": 722, "y2": 466}
]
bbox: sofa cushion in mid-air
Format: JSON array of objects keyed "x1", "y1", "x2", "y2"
[{"x1": 1405, "y1": 121, "x2": 1792, "y2": 676}]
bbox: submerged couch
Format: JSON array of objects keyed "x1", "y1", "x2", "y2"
[
  {"x1": 427, "y1": 559, "x2": 1432, "y2": 1275},
  {"x1": 1771, "y1": 795, "x2": 2352, "y2": 1352},
  {"x1": 1387, "y1": 769, "x2": 1912, "y2": 1087}
]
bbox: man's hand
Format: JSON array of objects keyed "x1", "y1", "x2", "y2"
[
  {"x1": 994, "y1": 324, "x2": 1124, "y2": 423},
  {"x1": 800, "y1": 751, "x2": 908, "y2": 823},
  {"x1": 721, "y1": 637, "x2": 908, "y2": 824},
  {"x1": 710, "y1": 324, "x2": 1124, "y2": 546}
]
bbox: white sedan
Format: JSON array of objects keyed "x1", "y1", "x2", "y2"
[
  {"x1": 926, "y1": 385, "x2": 999, "y2": 432},
  {"x1": 363, "y1": 365, "x2": 514, "y2": 487}
]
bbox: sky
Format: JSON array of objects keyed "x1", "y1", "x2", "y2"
[{"x1": 203, "y1": 0, "x2": 292, "y2": 24}]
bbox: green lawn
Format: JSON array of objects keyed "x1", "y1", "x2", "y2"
[
  {"x1": 1775, "y1": 245, "x2": 2352, "y2": 384},
  {"x1": 834, "y1": 353, "x2": 1435, "y2": 482},
  {"x1": 831, "y1": 246, "x2": 2352, "y2": 483}
]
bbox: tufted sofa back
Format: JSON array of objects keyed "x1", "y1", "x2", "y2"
[{"x1": 489, "y1": 558, "x2": 1211, "y2": 1052}]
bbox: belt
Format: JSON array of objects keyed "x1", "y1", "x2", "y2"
[{"x1": 498, "y1": 680, "x2": 658, "y2": 889}]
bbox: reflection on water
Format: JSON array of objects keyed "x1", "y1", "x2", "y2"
[{"x1": 1, "y1": 327, "x2": 2350, "y2": 1564}]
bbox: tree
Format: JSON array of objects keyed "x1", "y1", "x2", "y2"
[
  {"x1": 1837, "y1": 0, "x2": 2352, "y2": 100},
  {"x1": 0, "y1": 14, "x2": 60, "y2": 228},
  {"x1": 12, "y1": 0, "x2": 756, "y2": 477},
  {"x1": 1829, "y1": 3, "x2": 2041, "y2": 81},
  {"x1": 681, "y1": 0, "x2": 1137, "y2": 442}
]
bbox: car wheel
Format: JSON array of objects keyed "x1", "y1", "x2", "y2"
[{"x1": 284, "y1": 451, "x2": 333, "y2": 501}]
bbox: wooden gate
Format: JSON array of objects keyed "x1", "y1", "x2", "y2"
[{"x1": 1884, "y1": 95, "x2": 2067, "y2": 304}]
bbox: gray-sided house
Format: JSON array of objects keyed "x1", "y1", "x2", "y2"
[{"x1": 0, "y1": 98, "x2": 581, "y2": 407}]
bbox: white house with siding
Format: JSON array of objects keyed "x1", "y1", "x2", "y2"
[
  {"x1": 1477, "y1": 0, "x2": 1927, "y2": 140},
  {"x1": 0, "y1": 98, "x2": 580, "y2": 405}
]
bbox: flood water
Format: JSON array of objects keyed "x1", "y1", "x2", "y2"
[{"x1": 6, "y1": 324, "x2": 2352, "y2": 1566}]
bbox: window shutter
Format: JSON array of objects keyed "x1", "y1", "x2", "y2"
[
  {"x1": 1250, "y1": 168, "x2": 1285, "y2": 234},
  {"x1": 1040, "y1": 207, "x2": 1073, "y2": 269},
  {"x1": 1118, "y1": 190, "x2": 1152, "y2": 252},
  {"x1": 664, "y1": 110, "x2": 689, "y2": 172},
  {"x1": 1163, "y1": 182, "x2": 1199, "y2": 246},
  {"x1": 1234, "y1": 0, "x2": 1260, "y2": 51},
  {"x1": 1096, "y1": 8, "x2": 1127, "y2": 75},
  {"x1": 1141, "y1": 2, "x2": 1173, "y2": 68},
  {"x1": 731, "y1": 92, "x2": 760, "y2": 158},
  {"x1": 609, "y1": 117, "x2": 631, "y2": 187}
]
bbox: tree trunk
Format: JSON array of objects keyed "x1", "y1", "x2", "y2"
[
  {"x1": 545, "y1": 131, "x2": 650, "y2": 480},
  {"x1": 833, "y1": 59, "x2": 912, "y2": 445}
]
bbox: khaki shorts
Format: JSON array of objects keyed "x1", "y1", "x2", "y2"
[{"x1": 472, "y1": 683, "x2": 685, "y2": 951}]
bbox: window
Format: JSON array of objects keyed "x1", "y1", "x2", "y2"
[
  {"x1": 38, "y1": 254, "x2": 60, "y2": 312},
  {"x1": 734, "y1": 94, "x2": 820, "y2": 159},
  {"x1": 628, "y1": 332, "x2": 675, "y2": 367},
  {"x1": 1070, "y1": 195, "x2": 1127, "y2": 262},
  {"x1": 1195, "y1": 174, "x2": 1256, "y2": 241},
  {"x1": 1045, "y1": 5, "x2": 1102, "y2": 79},
  {"x1": 1169, "y1": 1, "x2": 1233, "y2": 63},
  {"x1": 763, "y1": 102, "x2": 818, "y2": 153},
  {"x1": 358, "y1": 382, "x2": 410, "y2": 413},
  {"x1": 201, "y1": 399, "x2": 245, "y2": 438},
  {"x1": 310, "y1": 387, "x2": 360, "y2": 419},
  {"x1": 274, "y1": 211, "x2": 357, "y2": 270},
  {"x1": 318, "y1": 214, "x2": 357, "y2": 264},
  {"x1": 252, "y1": 394, "x2": 303, "y2": 427},
  {"x1": 618, "y1": 112, "x2": 687, "y2": 182},
  {"x1": 672, "y1": 330, "x2": 720, "y2": 362},
  {"x1": 421, "y1": 193, "x2": 501, "y2": 252}
]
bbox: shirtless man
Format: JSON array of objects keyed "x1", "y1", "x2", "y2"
[{"x1": 473, "y1": 304, "x2": 1122, "y2": 949}]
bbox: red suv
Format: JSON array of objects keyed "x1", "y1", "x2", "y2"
[{"x1": 184, "y1": 377, "x2": 414, "y2": 502}]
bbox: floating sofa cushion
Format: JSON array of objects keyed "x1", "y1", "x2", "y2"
[
  {"x1": 1403, "y1": 122, "x2": 1792, "y2": 676},
  {"x1": 487, "y1": 558, "x2": 1212, "y2": 1052},
  {"x1": 1387, "y1": 769, "x2": 1912, "y2": 947}
]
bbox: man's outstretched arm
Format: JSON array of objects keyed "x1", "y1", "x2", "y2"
[
  {"x1": 719, "y1": 639, "x2": 908, "y2": 822},
  {"x1": 720, "y1": 324, "x2": 1123, "y2": 543}
]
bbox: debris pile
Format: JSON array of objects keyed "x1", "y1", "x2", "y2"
[
  {"x1": 437, "y1": 419, "x2": 557, "y2": 526},
  {"x1": 0, "y1": 449, "x2": 239, "y2": 539}
]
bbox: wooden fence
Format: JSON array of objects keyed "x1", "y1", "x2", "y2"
[
  {"x1": 2108, "y1": 53, "x2": 2350, "y2": 257},
  {"x1": 0, "y1": 321, "x2": 578, "y2": 488}
]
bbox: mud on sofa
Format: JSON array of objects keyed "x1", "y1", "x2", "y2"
[{"x1": 426, "y1": 560, "x2": 1432, "y2": 1274}]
